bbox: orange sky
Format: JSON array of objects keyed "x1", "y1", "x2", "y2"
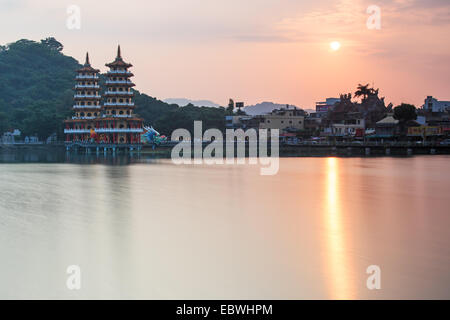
[{"x1": 1, "y1": 0, "x2": 449, "y2": 108}]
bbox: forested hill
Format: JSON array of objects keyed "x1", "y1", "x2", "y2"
[{"x1": 0, "y1": 38, "x2": 226, "y2": 139}]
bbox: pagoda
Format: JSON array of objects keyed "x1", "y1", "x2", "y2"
[
  {"x1": 100, "y1": 46, "x2": 143, "y2": 144},
  {"x1": 64, "y1": 53, "x2": 101, "y2": 142},
  {"x1": 64, "y1": 47, "x2": 144, "y2": 148}
]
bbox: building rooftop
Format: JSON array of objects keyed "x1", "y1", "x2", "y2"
[{"x1": 376, "y1": 115, "x2": 399, "y2": 125}]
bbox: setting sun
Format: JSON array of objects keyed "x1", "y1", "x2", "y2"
[{"x1": 330, "y1": 41, "x2": 341, "y2": 51}]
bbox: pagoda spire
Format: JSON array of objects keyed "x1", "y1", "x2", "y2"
[
  {"x1": 117, "y1": 45, "x2": 122, "y2": 60},
  {"x1": 84, "y1": 52, "x2": 90, "y2": 66}
]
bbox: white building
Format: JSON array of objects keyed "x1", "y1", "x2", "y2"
[
  {"x1": 423, "y1": 96, "x2": 450, "y2": 113},
  {"x1": 330, "y1": 119, "x2": 365, "y2": 136}
]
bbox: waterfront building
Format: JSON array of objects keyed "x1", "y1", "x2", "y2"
[
  {"x1": 64, "y1": 47, "x2": 144, "y2": 145},
  {"x1": 304, "y1": 112, "x2": 323, "y2": 134},
  {"x1": 407, "y1": 126, "x2": 443, "y2": 138},
  {"x1": 225, "y1": 104, "x2": 306, "y2": 133},
  {"x1": 375, "y1": 114, "x2": 400, "y2": 137},
  {"x1": 423, "y1": 96, "x2": 450, "y2": 113},
  {"x1": 1, "y1": 132, "x2": 15, "y2": 144},
  {"x1": 225, "y1": 115, "x2": 258, "y2": 130},
  {"x1": 323, "y1": 112, "x2": 365, "y2": 137},
  {"x1": 315, "y1": 98, "x2": 340, "y2": 113},
  {"x1": 257, "y1": 106, "x2": 305, "y2": 132}
]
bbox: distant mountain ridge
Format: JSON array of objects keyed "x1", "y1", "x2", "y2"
[{"x1": 163, "y1": 98, "x2": 221, "y2": 108}]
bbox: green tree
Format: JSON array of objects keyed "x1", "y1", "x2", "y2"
[
  {"x1": 225, "y1": 104, "x2": 234, "y2": 115},
  {"x1": 393, "y1": 103, "x2": 417, "y2": 122},
  {"x1": 40, "y1": 37, "x2": 63, "y2": 52}
]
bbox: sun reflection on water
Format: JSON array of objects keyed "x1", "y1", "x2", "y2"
[{"x1": 324, "y1": 157, "x2": 353, "y2": 299}]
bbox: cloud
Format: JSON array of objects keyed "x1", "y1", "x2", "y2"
[{"x1": 232, "y1": 0, "x2": 450, "y2": 45}]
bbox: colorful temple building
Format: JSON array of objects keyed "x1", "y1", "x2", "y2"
[{"x1": 64, "y1": 46, "x2": 144, "y2": 148}]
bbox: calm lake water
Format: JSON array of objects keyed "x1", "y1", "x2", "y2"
[{"x1": 0, "y1": 154, "x2": 449, "y2": 299}]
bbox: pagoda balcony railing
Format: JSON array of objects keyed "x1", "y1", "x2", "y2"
[
  {"x1": 65, "y1": 128, "x2": 143, "y2": 134},
  {"x1": 75, "y1": 85, "x2": 100, "y2": 89},
  {"x1": 102, "y1": 115, "x2": 133, "y2": 118},
  {"x1": 107, "y1": 70, "x2": 131, "y2": 74},
  {"x1": 64, "y1": 129, "x2": 91, "y2": 133},
  {"x1": 105, "y1": 80, "x2": 134, "y2": 85},
  {"x1": 76, "y1": 75, "x2": 99, "y2": 79},
  {"x1": 72, "y1": 116, "x2": 97, "y2": 120},
  {"x1": 103, "y1": 102, "x2": 135, "y2": 107},
  {"x1": 74, "y1": 94, "x2": 101, "y2": 98},
  {"x1": 73, "y1": 105, "x2": 102, "y2": 109},
  {"x1": 104, "y1": 91, "x2": 134, "y2": 96},
  {"x1": 96, "y1": 128, "x2": 144, "y2": 133}
]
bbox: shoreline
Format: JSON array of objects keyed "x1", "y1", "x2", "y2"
[{"x1": 1, "y1": 142, "x2": 450, "y2": 158}]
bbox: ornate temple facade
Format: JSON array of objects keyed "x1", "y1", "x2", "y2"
[{"x1": 64, "y1": 47, "x2": 144, "y2": 146}]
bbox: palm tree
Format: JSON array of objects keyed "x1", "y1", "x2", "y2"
[{"x1": 354, "y1": 83, "x2": 371, "y2": 101}]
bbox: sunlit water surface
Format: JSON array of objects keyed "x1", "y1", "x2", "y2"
[{"x1": 0, "y1": 156, "x2": 449, "y2": 299}]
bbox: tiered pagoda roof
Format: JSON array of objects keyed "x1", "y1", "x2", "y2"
[
  {"x1": 105, "y1": 46, "x2": 133, "y2": 68},
  {"x1": 77, "y1": 53, "x2": 100, "y2": 73}
]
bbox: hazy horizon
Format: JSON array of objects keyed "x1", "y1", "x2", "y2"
[{"x1": 1, "y1": 0, "x2": 449, "y2": 109}]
